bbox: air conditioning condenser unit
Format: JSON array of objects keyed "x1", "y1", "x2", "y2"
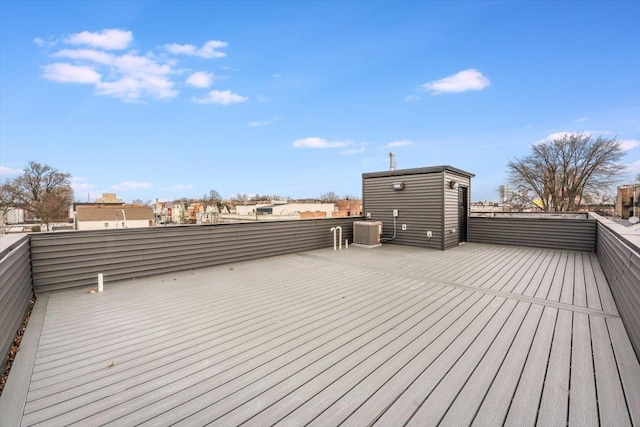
[{"x1": 353, "y1": 221, "x2": 383, "y2": 247}]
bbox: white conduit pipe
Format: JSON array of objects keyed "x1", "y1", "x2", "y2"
[
  {"x1": 98, "y1": 273, "x2": 104, "y2": 292},
  {"x1": 330, "y1": 227, "x2": 337, "y2": 250},
  {"x1": 336, "y1": 226, "x2": 343, "y2": 250}
]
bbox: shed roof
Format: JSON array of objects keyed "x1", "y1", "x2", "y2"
[
  {"x1": 362, "y1": 165, "x2": 475, "y2": 179},
  {"x1": 76, "y1": 206, "x2": 154, "y2": 221}
]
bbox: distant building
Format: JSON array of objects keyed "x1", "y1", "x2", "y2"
[
  {"x1": 71, "y1": 193, "x2": 126, "y2": 219},
  {"x1": 336, "y1": 199, "x2": 362, "y2": 216},
  {"x1": 76, "y1": 205, "x2": 154, "y2": 230},
  {"x1": 3, "y1": 207, "x2": 25, "y2": 224},
  {"x1": 616, "y1": 185, "x2": 640, "y2": 219},
  {"x1": 256, "y1": 203, "x2": 337, "y2": 217},
  {"x1": 95, "y1": 193, "x2": 123, "y2": 204}
]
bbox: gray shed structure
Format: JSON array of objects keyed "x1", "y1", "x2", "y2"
[{"x1": 362, "y1": 166, "x2": 474, "y2": 250}]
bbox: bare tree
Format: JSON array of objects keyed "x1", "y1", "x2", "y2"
[
  {"x1": 5, "y1": 161, "x2": 73, "y2": 231},
  {"x1": 0, "y1": 183, "x2": 16, "y2": 234},
  {"x1": 507, "y1": 133, "x2": 626, "y2": 212},
  {"x1": 233, "y1": 193, "x2": 249, "y2": 203},
  {"x1": 320, "y1": 191, "x2": 338, "y2": 202}
]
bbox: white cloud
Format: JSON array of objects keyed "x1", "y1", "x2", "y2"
[
  {"x1": 386, "y1": 140, "x2": 414, "y2": 148},
  {"x1": 256, "y1": 93, "x2": 268, "y2": 102},
  {"x1": 164, "y1": 40, "x2": 227, "y2": 58},
  {"x1": 248, "y1": 116, "x2": 280, "y2": 127},
  {"x1": 66, "y1": 29, "x2": 132, "y2": 50},
  {"x1": 33, "y1": 37, "x2": 57, "y2": 48},
  {"x1": 186, "y1": 71, "x2": 215, "y2": 88},
  {"x1": 50, "y1": 49, "x2": 177, "y2": 100},
  {"x1": 193, "y1": 90, "x2": 247, "y2": 105},
  {"x1": 620, "y1": 139, "x2": 640, "y2": 151},
  {"x1": 340, "y1": 147, "x2": 366, "y2": 155},
  {"x1": 42, "y1": 63, "x2": 102, "y2": 84},
  {"x1": 293, "y1": 137, "x2": 351, "y2": 149},
  {"x1": 573, "y1": 116, "x2": 590, "y2": 123},
  {"x1": 536, "y1": 131, "x2": 578, "y2": 144},
  {"x1": 55, "y1": 48, "x2": 114, "y2": 64},
  {"x1": 70, "y1": 177, "x2": 95, "y2": 191},
  {"x1": 112, "y1": 181, "x2": 152, "y2": 191},
  {"x1": 422, "y1": 69, "x2": 490, "y2": 95},
  {"x1": 0, "y1": 166, "x2": 23, "y2": 176},
  {"x1": 39, "y1": 30, "x2": 235, "y2": 102},
  {"x1": 405, "y1": 95, "x2": 421, "y2": 102},
  {"x1": 535, "y1": 132, "x2": 639, "y2": 152},
  {"x1": 272, "y1": 73, "x2": 281, "y2": 78}
]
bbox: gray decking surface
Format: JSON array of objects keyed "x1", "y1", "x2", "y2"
[{"x1": 7, "y1": 243, "x2": 640, "y2": 426}]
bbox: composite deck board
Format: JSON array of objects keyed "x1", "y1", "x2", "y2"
[
  {"x1": 32, "y1": 263, "x2": 353, "y2": 370},
  {"x1": 543, "y1": 250, "x2": 568, "y2": 302},
  {"x1": 537, "y1": 309, "x2": 573, "y2": 427},
  {"x1": 168, "y1": 292, "x2": 482, "y2": 426},
  {"x1": 433, "y1": 302, "x2": 531, "y2": 427},
  {"x1": 30, "y1": 267, "x2": 360, "y2": 384},
  {"x1": 366, "y1": 295, "x2": 514, "y2": 426},
  {"x1": 241, "y1": 293, "x2": 491, "y2": 427},
  {"x1": 2, "y1": 242, "x2": 635, "y2": 427},
  {"x1": 469, "y1": 304, "x2": 546, "y2": 426},
  {"x1": 503, "y1": 306, "x2": 557, "y2": 427},
  {"x1": 25, "y1": 276, "x2": 434, "y2": 422},
  {"x1": 573, "y1": 252, "x2": 588, "y2": 308},
  {"x1": 280, "y1": 293, "x2": 493, "y2": 427},
  {"x1": 560, "y1": 251, "x2": 576, "y2": 305},
  {"x1": 606, "y1": 317, "x2": 640, "y2": 425},
  {"x1": 29, "y1": 270, "x2": 412, "y2": 396},
  {"x1": 590, "y1": 253, "x2": 619, "y2": 315},
  {"x1": 82, "y1": 285, "x2": 468, "y2": 426},
  {"x1": 570, "y1": 312, "x2": 599, "y2": 427},
  {"x1": 522, "y1": 250, "x2": 560, "y2": 298},
  {"x1": 590, "y1": 316, "x2": 632, "y2": 427},
  {"x1": 404, "y1": 299, "x2": 523, "y2": 427}
]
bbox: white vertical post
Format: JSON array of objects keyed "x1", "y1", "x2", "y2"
[
  {"x1": 330, "y1": 227, "x2": 336, "y2": 250},
  {"x1": 98, "y1": 273, "x2": 104, "y2": 292},
  {"x1": 336, "y1": 226, "x2": 343, "y2": 250}
]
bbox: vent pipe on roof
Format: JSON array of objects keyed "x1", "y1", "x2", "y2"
[{"x1": 389, "y1": 152, "x2": 396, "y2": 171}]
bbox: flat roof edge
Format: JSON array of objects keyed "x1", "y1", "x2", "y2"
[{"x1": 362, "y1": 165, "x2": 475, "y2": 179}]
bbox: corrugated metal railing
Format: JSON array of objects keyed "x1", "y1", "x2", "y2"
[
  {"x1": 30, "y1": 218, "x2": 356, "y2": 294},
  {"x1": 468, "y1": 214, "x2": 596, "y2": 251},
  {"x1": 0, "y1": 235, "x2": 33, "y2": 366},
  {"x1": 591, "y1": 213, "x2": 640, "y2": 359}
]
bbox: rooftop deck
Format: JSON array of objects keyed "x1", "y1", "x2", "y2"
[{"x1": 4, "y1": 243, "x2": 640, "y2": 426}]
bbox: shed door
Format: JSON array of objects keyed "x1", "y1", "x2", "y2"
[{"x1": 458, "y1": 186, "x2": 468, "y2": 243}]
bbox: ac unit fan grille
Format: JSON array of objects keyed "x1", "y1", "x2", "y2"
[{"x1": 353, "y1": 221, "x2": 382, "y2": 245}]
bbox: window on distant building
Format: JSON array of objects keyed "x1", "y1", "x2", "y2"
[{"x1": 104, "y1": 223, "x2": 109, "y2": 228}]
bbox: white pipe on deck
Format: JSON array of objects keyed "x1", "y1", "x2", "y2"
[
  {"x1": 336, "y1": 226, "x2": 342, "y2": 250},
  {"x1": 98, "y1": 273, "x2": 104, "y2": 292},
  {"x1": 330, "y1": 227, "x2": 337, "y2": 250}
]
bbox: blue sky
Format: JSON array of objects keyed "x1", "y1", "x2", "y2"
[{"x1": 1, "y1": 1, "x2": 638, "y2": 202}]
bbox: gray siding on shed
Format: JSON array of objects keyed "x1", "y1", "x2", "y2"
[
  {"x1": 594, "y1": 219, "x2": 640, "y2": 359},
  {"x1": 30, "y1": 218, "x2": 356, "y2": 294},
  {"x1": 363, "y1": 173, "x2": 442, "y2": 249},
  {"x1": 443, "y1": 171, "x2": 471, "y2": 250},
  {"x1": 468, "y1": 216, "x2": 596, "y2": 252},
  {"x1": 0, "y1": 235, "x2": 33, "y2": 365}
]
